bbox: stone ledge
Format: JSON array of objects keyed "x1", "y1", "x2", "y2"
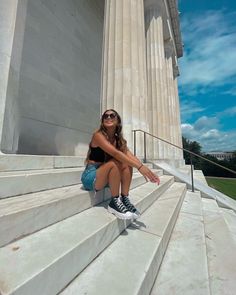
[
  {"x1": 0, "y1": 154, "x2": 85, "y2": 171},
  {"x1": 0, "y1": 167, "x2": 84, "y2": 198}
]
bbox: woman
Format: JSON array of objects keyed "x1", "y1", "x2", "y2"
[{"x1": 81, "y1": 109, "x2": 160, "y2": 220}]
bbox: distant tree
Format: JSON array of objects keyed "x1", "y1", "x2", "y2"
[
  {"x1": 230, "y1": 151, "x2": 236, "y2": 166},
  {"x1": 182, "y1": 137, "x2": 236, "y2": 177},
  {"x1": 182, "y1": 137, "x2": 201, "y2": 169},
  {"x1": 200, "y1": 155, "x2": 235, "y2": 178}
]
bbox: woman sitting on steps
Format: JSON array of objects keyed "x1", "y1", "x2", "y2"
[{"x1": 81, "y1": 109, "x2": 160, "y2": 220}]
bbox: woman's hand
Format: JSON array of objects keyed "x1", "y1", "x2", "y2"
[{"x1": 139, "y1": 165, "x2": 160, "y2": 185}]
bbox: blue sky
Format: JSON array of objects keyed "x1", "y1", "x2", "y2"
[{"x1": 178, "y1": 0, "x2": 236, "y2": 152}]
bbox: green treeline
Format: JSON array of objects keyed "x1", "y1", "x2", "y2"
[{"x1": 182, "y1": 137, "x2": 236, "y2": 178}]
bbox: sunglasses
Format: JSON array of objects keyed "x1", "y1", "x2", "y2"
[{"x1": 103, "y1": 113, "x2": 117, "y2": 120}]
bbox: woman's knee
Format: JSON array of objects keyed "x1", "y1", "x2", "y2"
[
  {"x1": 107, "y1": 160, "x2": 120, "y2": 172},
  {"x1": 120, "y1": 163, "x2": 132, "y2": 173},
  {"x1": 107, "y1": 160, "x2": 131, "y2": 176}
]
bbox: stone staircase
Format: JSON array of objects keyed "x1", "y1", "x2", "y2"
[{"x1": 0, "y1": 155, "x2": 236, "y2": 295}]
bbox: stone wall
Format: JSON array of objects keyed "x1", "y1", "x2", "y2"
[{"x1": 16, "y1": 0, "x2": 104, "y2": 155}]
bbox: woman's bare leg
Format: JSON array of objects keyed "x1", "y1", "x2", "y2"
[
  {"x1": 95, "y1": 161, "x2": 121, "y2": 196},
  {"x1": 118, "y1": 163, "x2": 133, "y2": 196},
  {"x1": 118, "y1": 163, "x2": 140, "y2": 218}
]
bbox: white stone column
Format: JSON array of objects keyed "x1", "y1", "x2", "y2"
[
  {"x1": 101, "y1": 0, "x2": 148, "y2": 157},
  {"x1": 145, "y1": 1, "x2": 170, "y2": 160},
  {"x1": 0, "y1": 0, "x2": 28, "y2": 153},
  {"x1": 165, "y1": 40, "x2": 184, "y2": 160},
  {"x1": 173, "y1": 75, "x2": 184, "y2": 159},
  {"x1": 164, "y1": 40, "x2": 176, "y2": 158}
]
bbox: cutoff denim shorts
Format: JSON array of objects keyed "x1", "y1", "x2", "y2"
[{"x1": 81, "y1": 163, "x2": 102, "y2": 191}]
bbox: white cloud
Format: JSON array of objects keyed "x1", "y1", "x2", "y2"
[
  {"x1": 181, "y1": 116, "x2": 236, "y2": 152},
  {"x1": 219, "y1": 106, "x2": 236, "y2": 117},
  {"x1": 180, "y1": 100, "x2": 206, "y2": 121},
  {"x1": 194, "y1": 116, "x2": 220, "y2": 131},
  {"x1": 179, "y1": 10, "x2": 236, "y2": 95},
  {"x1": 181, "y1": 123, "x2": 193, "y2": 130},
  {"x1": 181, "y1": 123, "x2": 198, "y2": 139},
  {"x1": 201, "y1": 129, "x2": 221, "y2": 139},
  {"x1": 223, "y1": 88, "x2": 236, "y2": 96}
]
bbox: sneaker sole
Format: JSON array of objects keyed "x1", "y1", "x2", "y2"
[
  {"x1": 107, "y1": 206, "x2": 133, "y2": 220},
  {"x1": 132, "y1": 212, "x2": 141, "y2": 220}
]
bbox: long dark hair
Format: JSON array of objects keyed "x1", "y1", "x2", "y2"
[{"x1": 85, "y1": 109, "x2": 127, "y2": 163}]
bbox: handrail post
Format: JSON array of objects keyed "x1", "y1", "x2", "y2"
[
  {"x1": 133, "y1": 130, "x2": 136, "y2": 156},
  {"x1": 144, "y1": 132, "x2": 147, "y2": 163},
  {"x1": 190, "y1": 155, "x2": 194, "y2": 192}
]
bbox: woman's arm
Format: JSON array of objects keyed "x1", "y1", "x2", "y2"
[
  {"x1": 93, "y1": 132, "x2": 141, "y2": 168},
  {"x1": 126, "y1": 149, "x2": 140, "y2": 163},
  {"x1": 93, "y1": 132, "x2": 160, "y2": 184},
  {"x1": 126, "y1": 149, "x2": 160, "y2": 184}
]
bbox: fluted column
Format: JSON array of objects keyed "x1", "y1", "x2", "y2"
[
  {"x1": 173, "y1": 75, "x2": 183, "y2": 159},
  {"x1": 164, "y1": 41, "x2": 176, "y2": 158},
  {"x1": 101, "y1": 0, "x2": 148, "y2": 156},
  {"x1": 165, "y1": 40, "x2": 183, "y2": 160},
  {"x1": 145, "y1": 1, "x2": 169, "y2": 160}
]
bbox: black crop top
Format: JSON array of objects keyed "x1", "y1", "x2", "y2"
[{"x1": 89, "y1": 146, "x2": 106, "y2": 162}]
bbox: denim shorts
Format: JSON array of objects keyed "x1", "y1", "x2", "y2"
[{"x1": 81, "y1": 163, "x2": 102, "y2": 191}]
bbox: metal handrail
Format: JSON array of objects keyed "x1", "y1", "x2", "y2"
[{"x1": 132, "y1": 129, "x2": 236, "y2": 192}]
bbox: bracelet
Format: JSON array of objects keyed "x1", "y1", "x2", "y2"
[{"x1": 138, "y1": 164, "x2": 143, "y2": 171}]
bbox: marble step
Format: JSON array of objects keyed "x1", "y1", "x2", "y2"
[
  {"x1": 178, "y1": 166, "x2": 191, "y2": 175},
  {"x1": 0, "y1": 167, "x2": 161, "y2": 177},
  {"x1": 151, "y1": 191, "x2": 210, "y2": 295},
  {"x1": 59, "y1": 182, "x2": 187, "y2": 295},
  {"x1": 0, "y1": 154, "x2": 85, "y2": 172},
  {"x1": 193, "y1": 170, "x2": 208, "y2": 185},
  {"x1": 0, "y1": 154, "x2": 153, "y2": 172},
  {"x1": 0, "y1": 171, "x2": 166, "y2": 247},
  {"x1": 0, "y1": 179, "x2": 174, "y2": 295},
  {"x1": 202, "y1": 198, "x2": 236, "y2": 295},
  {"x1": 0, "y1": 167, "x2": 85, "y2": 198},
  {"x1": 220, "y1": 208, "x2": 236, "y2": 244},
  {"x1": 0, "y1": 164, "x2": 162, "y2": 199}
]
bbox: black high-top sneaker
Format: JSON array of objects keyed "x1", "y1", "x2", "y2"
[
  {"x1": 120, "y1": 195, "x2": 141, "y2": 219},
  {"x1": 108, "y1": 196, "x2": 133, "y2": 219}
]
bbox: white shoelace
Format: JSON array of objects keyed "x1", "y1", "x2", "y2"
[
  {"x1": 122, "y1": 196, "x2": 135, "y2": 211},
  {"x1": 114, "y1": 198, "x2": 127, "y2": 212}
]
